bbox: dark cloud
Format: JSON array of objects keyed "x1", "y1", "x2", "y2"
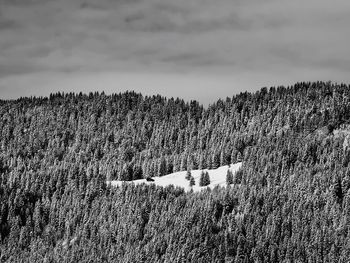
[
  {"x1": 0, "y1": 19, "x2": 19, "y2": 30},
  {"x1": 0, "y1": 62, "x2": 44, "y2": 77}
]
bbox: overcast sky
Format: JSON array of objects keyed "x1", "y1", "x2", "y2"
[{"x1": 0, "y1": 0, "x2": 350, "y2": 104}]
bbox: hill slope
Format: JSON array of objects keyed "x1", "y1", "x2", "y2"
[{"x1": 2, "y1": 82, "x2": 350, "y2": 262}]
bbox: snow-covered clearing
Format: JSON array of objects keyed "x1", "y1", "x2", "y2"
[{"x1": 107, "y1": 162, "x2": 242, "y2": 192}]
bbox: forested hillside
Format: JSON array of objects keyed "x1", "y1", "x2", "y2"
[{"x1": 1, "y1": 81, "x2": 350, "y2": 262}]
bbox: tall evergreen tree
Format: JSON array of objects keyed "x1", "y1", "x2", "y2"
[
  {"x1": 226, "y1": 170, "x2": 233, "y2": 185},
  {"x1": 185, "y1": 168, "x2": 192, "y2": 181},
  {"x1": 189, "y1": 176, "x2": 195, "y2": 188}
]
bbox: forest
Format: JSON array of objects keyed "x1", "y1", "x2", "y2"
[{"x1": 1, "y1": 81, "x2": 350, "y2": 262}]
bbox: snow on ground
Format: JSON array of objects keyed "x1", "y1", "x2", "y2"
[{"x1": 107, "y1": 162, "x2": 242, "y2": 192}]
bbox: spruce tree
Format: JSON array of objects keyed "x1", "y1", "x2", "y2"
[
  {"x1": 189, "y1": 176, "x2": 195, "y2": 187},
  {"x1": 200, "y1": 171, "x2": 210, "y2": 186},
  {"x1": 204, "y1": 171, "x2": 210, "y2": 186},
  {"x1": 158, "y1": 156, "x2": 167, "y2": 177},
  {"x1": 199, "y1": 171, "x2": 205, "y2": 186},
  {"x1": 185, "y1": 168, "x2": 192, "y2": 181},
  {"x1": 226, "y1": 170, "x2": 233, "y2": 185}
]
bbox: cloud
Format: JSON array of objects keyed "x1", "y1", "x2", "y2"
[{"x1": 0, "y1": 0, "x2": 350, "y2": 102}]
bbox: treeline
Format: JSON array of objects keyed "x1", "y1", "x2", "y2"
[{"x1": 1, "y1": 81, "x2": 350, "y2": 262}]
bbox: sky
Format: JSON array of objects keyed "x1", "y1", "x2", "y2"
[{"x1": 0, "y1": 0, "x2": 350, "y2": 104}]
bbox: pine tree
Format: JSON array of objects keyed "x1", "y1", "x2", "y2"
[
  {"x1": 200, "y1": 171, "x2": 210, "y2": 186},
  {"x1": 189, "y1": 176, "x2": 195, "y2": 187},
  {"x1": 204, "y1": 171, "x2": 210, "y2": 186},
  {"x1": 185, "y1": 168, "x2": 192, "y2": 181},
  {"x1": 226, "y1": 170, "x2": 233, "y2": 185},
  {"x1": 234, "y1": 168, "x2": 243, "y2": 184},
  {"x1": 199, "y1": 171, "x2": 205, "y2": 186},
  {"x1": 212, "y1": 153, "x2": 220, "y2": 169},
  {"x1": 332, "y1": 177, "x2": 343, "y2": 204},
  {"x1": 158, "y1": 156, "x2": 167, "y2": 177}
]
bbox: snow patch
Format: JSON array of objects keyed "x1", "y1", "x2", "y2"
[{"x1": 107, "y1": 162, "x2": 243, "y2": 192}]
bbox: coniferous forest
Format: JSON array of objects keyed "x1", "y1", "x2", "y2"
[{"x1": 2, "y1": 81, "x2": 350, "y2": 262}]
